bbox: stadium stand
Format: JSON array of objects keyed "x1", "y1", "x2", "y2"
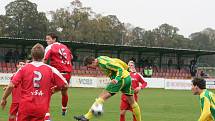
[
  {"x1": 1, "y1": 37, "x2": 215, "y2": 79},
  {"x1": 0, "y1": 60, "x2": 191, "y2": 79}
]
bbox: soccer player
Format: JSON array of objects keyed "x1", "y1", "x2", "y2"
[
  {"x1": 74, "y1": 56, "x2": 142, "y2": 121},
  {"x1": 120, "y1": 61, "x2": 147, "y2": 121},
  {"x1": 7, "y1": 60, "x2": 25, "y2": 121},
  {"x1": 0, "y1": 43, "x2": 68, "y2": 121},
  {"x1": 191, "y1": 77, "x2": 215, "y2": 121},
  {"x1": 2, "y1": 60, "x2": 26, "y2": 121},
  {"x1": 44, "y1": 33, "x2": 72, "y2": 115}
]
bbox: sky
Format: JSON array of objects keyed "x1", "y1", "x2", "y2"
[{"x1": 0, "y1": 0, "x2": 215, "y2": 37}]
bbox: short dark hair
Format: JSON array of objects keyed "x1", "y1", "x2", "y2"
[
  {"x1": 31, "y1": 43, "x2": 45, "y2": 61},
  {"x1": 46, "y1": 32, "x2": 58, "y2": 42},
  {"x1": 16, "y1": 59, "x2": 25, "y2": 70},
  {"x1": 84, "y1": 56, "x2": 95, "y2": 66},
  {"x1": 16, "y1": 59, "x2": 25, "y2": 64},
  {"x1": 192, "y1": 78, "x2": 206, "y2": 89}
]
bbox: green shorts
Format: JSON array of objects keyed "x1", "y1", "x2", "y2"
[{"x1": 105, "y1": 76, "x2": 134, "y2": 95}]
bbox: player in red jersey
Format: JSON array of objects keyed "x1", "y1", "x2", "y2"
[
  {"x1": 7, "y1": 60, "x2": 25, "y2": 121},
  {"x1": 120, "y1": 61, "x2": 147, "y2": 121},
  {"x1": 44, "y1": 33, "x2": 72, "y2": 115},
  {"x1": 1, "y1": 43, "x2": 68, "y2": 121}
]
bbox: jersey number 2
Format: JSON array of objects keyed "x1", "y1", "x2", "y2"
[{"x1": 33, "y1": 71, "x2": 42, "y2": 88}]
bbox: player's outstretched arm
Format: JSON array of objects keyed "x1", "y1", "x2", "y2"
[
  {"x1": 0, "y1": 82, "x2": 14, "y2": 110},
  {"x1": 138, "y1": 73, "x2": 147, "y2": 89}
]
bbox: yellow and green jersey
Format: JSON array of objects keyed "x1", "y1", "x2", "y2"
[
  {"x1": 97, "y1": 56, "x2": 129, "y2": 81},
  {"x1": 199, "y1": 89, "x2": 215, "y2": 121}
]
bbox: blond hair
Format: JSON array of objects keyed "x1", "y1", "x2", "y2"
[{"x1": 31, "y1": 43, "x2": 45, "y2": 61}]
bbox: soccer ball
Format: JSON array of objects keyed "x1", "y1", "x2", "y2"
[{"x1": 91, "y1": 104, "x2": 104, "y2": 116}]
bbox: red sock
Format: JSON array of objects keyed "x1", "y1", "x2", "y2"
[
  {"x1": 62, "y1": 94, "x2": 68, "y2": 112},
  {"x1": 8, "y1": 118, "x2": 15, "y2": 121},
  {"x1": 120, "y1": 114, "x2": 125, "y2": 121},
  {"x1": 44, "y1": 113, "x2": 51, "y2": 121},
  {"x1": 133, "y1": 114, "x2": 137, "y2": 121}
]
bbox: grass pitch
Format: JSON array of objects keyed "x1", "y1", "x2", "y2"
[{"x1": 0, "y1": 87, "x2": 206, "y2": 121}]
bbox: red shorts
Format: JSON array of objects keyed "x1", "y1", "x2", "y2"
[
  {"x1": 17, "y1": 113, "x2": 44, "y2": 121},
  {"x1": 9, "y1": 103, "x2": 19, "y2": 116},
  {"x1": 62, "y1": 73, "x2": 71, "y2": 84},
  {"x1": 120, "y1": 94, "x2": 138, "y2": 110}
]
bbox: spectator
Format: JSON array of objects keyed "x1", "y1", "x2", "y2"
[
  {"x1": 200, "y1": 71, "x2": 208, "y2": 78},
  {"x1": 143, "y1": 67, "x2": 148, "y2": 77},
  {"x1": 190, "y1": 60, "x2": 197, "y2": 77},
  {"x1": 143, "y1": 66, "x2": 153, "y2": 78},
  {"x1": 148, "y1": 66, "x2": 153, "y2": 77}
]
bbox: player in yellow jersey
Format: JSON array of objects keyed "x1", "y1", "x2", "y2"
[
  {"x1": 74, "y1": 56, "x2": 142, "y2": 121},
  {"x1": 191, "y1": 78, "x2": 215, "y2": 121}
]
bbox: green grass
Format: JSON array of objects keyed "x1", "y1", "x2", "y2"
[{"x1": 0, "y1": 87, "x2": 208, "y2": 121}]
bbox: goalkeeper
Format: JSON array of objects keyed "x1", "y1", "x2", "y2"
[{"x1": 74, "y1": 56, "x2": 142, "y2": 121}]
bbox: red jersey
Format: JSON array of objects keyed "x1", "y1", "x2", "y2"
[
  {"x1": 44, "y1": 42, "x2": 72, "y2": 73},
  {"x1": 11, "y1": 61, "x2": 68, "y2": 117},
  {"x1": 130, "y1": 72, "x2": 147, "y2": 90},
  {"x1": 11, "y1": 75, "x2": 21, "y2": 104},
  {"x1": 121, "y1": 72, "x2": 147, "y2": 101}
]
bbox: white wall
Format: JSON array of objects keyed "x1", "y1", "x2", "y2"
[{"x1": 1, "y1": 73, "x2": 215, "y2": 90}]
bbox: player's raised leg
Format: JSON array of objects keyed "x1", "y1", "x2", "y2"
[{"x1": 74, "y1": 91, "x2": 112, "y2": 121}]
